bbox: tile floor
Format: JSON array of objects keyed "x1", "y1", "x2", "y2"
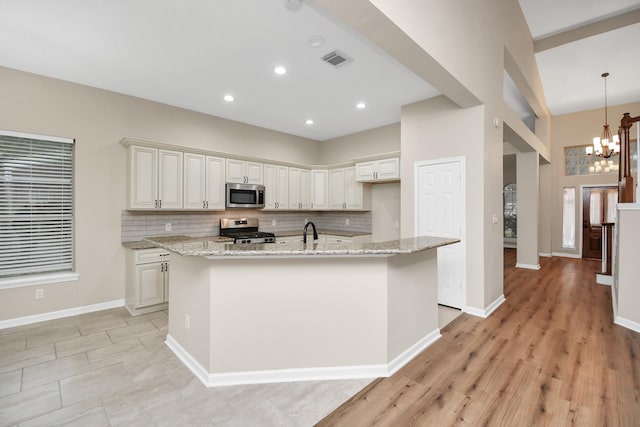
[{"x1": 0, "y1": 305, "x2": 461, "y2": 426}]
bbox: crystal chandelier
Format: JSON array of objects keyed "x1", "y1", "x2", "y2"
[{"x1": 586, "y1": 72, "x2": 620, "y2": 158}]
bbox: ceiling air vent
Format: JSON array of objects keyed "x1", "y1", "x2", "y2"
[{"x1": 321, "y1": 50, "x2": 352, "y2": 67}]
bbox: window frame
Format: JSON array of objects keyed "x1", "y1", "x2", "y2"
[{"x1": 0, "y1": 129, "x2": 79, "y2": 289}]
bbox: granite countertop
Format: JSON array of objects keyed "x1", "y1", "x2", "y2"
[
  {"x1": 274, "y1": 229, "x2": 371, "y2": 238},
  {"x1": 123, "y1": 235, "x2": 233, "y2": 250},
  {"x1": 143, "y1": 235, "x2": 459, "y2": 257}
]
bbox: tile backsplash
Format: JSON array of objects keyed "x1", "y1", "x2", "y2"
[{"x1": 121, "y1": 210, "x2": 372, "y2": 242}]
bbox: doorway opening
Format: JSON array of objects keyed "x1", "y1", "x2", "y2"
[{"x1": 581, "y1": 186, "x2": 617, "y2": 260}]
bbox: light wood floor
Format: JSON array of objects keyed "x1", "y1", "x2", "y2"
[{"x1": 318, "y1": 249, "x2": 640, "y2": 426}]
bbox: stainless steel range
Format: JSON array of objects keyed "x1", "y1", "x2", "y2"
[{"x1": 219, "y1": 218, "x2": 276, "y2": 244}]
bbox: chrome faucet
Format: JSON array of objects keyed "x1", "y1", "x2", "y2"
[{"x1": 302, "y1": 221, "x2": 318, "y2": 243}]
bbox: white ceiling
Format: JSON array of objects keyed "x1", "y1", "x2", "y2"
[
  {"x1": 518, "y1": 0, "x2": 640, "y2": 116},
  {"x1": 1, "y1": 1, "x2": 638, "y2": 142},
  {"x1": 0, "y1": 0, "x2": 438, "y2": 141}
]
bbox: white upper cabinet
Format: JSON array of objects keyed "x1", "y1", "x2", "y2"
[
  {"x1": 263, "y1": 163, "x2": 289, "y2": 210},
  {"x1": 205, "y1": 156, "x2": 226, "y2": 210},
  {"x1": 329, "y1": 166, "x2": 368, "y2": 210},
  {"x1": 355, "y1": 157, "x2": 400, "y2": 182},
  {"x1": 328, "y1": 169, "x2": 345, "y2": 210},
  {"x1": 226, "y1": 159, "x2": 263, "y2": 184},
  {"x1": 129, "y1": 146, "x2": 182, "y2": 209},
  {"x1": 183, "y1": 153, "x2": 225, "y2": 210},
  {"x1": 288, "y1": 167, "x2": 310, "y2": 210},
  {"x1": 310, "y1": 169, "x2": 328, "y2": 210}
]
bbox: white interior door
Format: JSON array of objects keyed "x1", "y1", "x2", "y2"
[{"x1": 416, "y1": 159, "x2": 464, "y2": 308}]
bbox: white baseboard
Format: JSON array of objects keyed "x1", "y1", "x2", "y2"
[
  {"x1": 387, "y1": 329, "x2": 441, "y2": 375},
  {"x1": 611, "y1": 285, "x2": 618, "y2": 320},
  {"x1": 551, "y1": 252, "x2": 582, "y2": 259},
  {"x1": 614, "y1": 316, "x2": 640, "y2": 334},
  {"x1": 464, "y1": 294, "x2": 505, "y2": 318},
  {"x1": 609, "y1": 286, "x2": 640, "y2": 333},
  {"x1": 0, "y1": 299, "x2": 125, "y2": 330},
  {"x1": 515, "y1": 263, "x2": 541, "y2": 270},
  {"x1": 165, "y1": 329, "x2": 441, "y2": 387},
  {"x1": 539, "y1": 252, "x2": 552, "y2": 258},
  {"x1": 503, "y1": 243, "x2": 517, "y2": 249},
  {"x1": 595, "y1": 274, "x2": 613, "y2": 286}
]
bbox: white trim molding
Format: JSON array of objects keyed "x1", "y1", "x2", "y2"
[
  {"x1": 515, "y1": 263, "x2": 541, "y2": 270},
  {"x1": 539, "y1": 252, "x2": 552, "y2": 258},
  {"x1": 166, "y1": 329, "x2": 441, "y2": 387},
  {"x1": 0, "y1": 299, "x2": 124, "y2": 330},
  {"x1": 614, "y1": 316, "x2": 640, "y2": 334},
  {"x1": 551, "y1": 252, "x2": 582, "y2": 259},
  {"x1": 0, "y1": 272, "x2": 79, "y2": 290},
  {"x1": 462, "y1": 294, "x2": 506, "y2": 319},
  {"x1": 464, "y1": 294, "x2": 505, "y2": 318},
  {"x1": 595, "y1": 274, "x2": 613, "y2": 286}
]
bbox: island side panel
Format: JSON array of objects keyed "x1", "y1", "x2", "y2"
[
  {"x1": 208, "y1": 257, "x2": 389, "y2": 373},
  {"x1": 167, "y1": 254, "x2": 212, "y2": 371},
  {"x1": 387, "y1": 249, "x2": 439, "y2": 361}
]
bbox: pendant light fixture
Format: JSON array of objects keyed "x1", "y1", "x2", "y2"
[{"x1": 586, "y1": 72, "x2": 620, "y2": 158}]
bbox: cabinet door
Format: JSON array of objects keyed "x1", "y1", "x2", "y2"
[
  {"x1": 355, "y1": 161, "x2": 375, "y2": 182},
  {"x1": 184, "y1": 153, "x2": 206, "y2": 209},
  {"x1": 205, "y1": 156, "x2": 225, "y2": 210},
  {"x1": 299, "y1": 169, "x2": 311, "y2": 209},
  {"x1": 344, "y1": 166, "x2": 364, "y2": 209},
  {"x1": 136, "y1": 263, "x2": 165, "y2": 307},
  {"x1": 226, "y1": 159, "x2": 246, "y2": 183},
  {"x1": 158, "y1": 149, "x2": 183, "y2": 209},
  {"x1": 129, "y1": 146, "x2": 158, "y2": 209},
  {"x1": 263, "y1": 163, "x2": 278, "y2": 209},
  {"x1": 288, "y1": 167, "x2": 301, "y2": 209},
  {"x1": 246, "y1": 161, "x2": 264, "y2": 184},
  {"x1": 376, "y1": 158, "x2": 400, "y2": 180},
  {"x1": 310, "y1": 169, "x2": 328, "y2": 210},
  {"x1": 276, "y1": 165, "x2": 289, "y2": 208},
  {"x1": 328, "y1": 168, "x2": 345, "y2": 210}
]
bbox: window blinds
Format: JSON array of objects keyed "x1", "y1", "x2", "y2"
[{"x1": 0, "y1": 131, "x2": 74, "y2": 279}]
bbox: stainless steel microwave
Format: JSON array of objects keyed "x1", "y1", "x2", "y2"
[{"x1": 225, "y1": 183, "x2": 265, "y2": 208}]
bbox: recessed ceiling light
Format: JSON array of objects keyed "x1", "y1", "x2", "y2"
[
  {"x1": 305, "y1": 119, "x2": 314, "y2": 125},
  {"x1": 224, "y1": 95, "x2": 234, "y2": 102},
  {"x1": 307, "y1": 35, "x2": 325, "y2": 48},
  {"x1": 356, "y1": 102, "x2": 366, "y2": 109},
  {"x1": 274, "y1": 66, "x2": 287, "y2": 75}
]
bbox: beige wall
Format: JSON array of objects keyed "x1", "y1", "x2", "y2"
[
  {"x1": 351, "y1": 0, "x2": 547, "y2": 311},
  {"x1": 319, "y1": 123, "x2": 399, "y2": 165},
  {"x1": 0, "y1": 66, "x2": 323, "y2": 321},
  {"x1": 615, "y1": 205, "x2": 640, "y2": 329},
  {"x1": 401, "y1": 97, "x2": 487, "y2": 310},
  {"x1": 503, "y1": 154, "x2": 516, "y2": 186},
  {"x1": 321, "y1": 123, "x2": 401, "y2": 242},
  {"x1": 550, "y1": 101, "x2": 640, "y2": 256}
]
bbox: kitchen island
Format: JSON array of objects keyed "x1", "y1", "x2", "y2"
[{"x1": 145, "y1": 235, "x2": 458, "y2": 387}]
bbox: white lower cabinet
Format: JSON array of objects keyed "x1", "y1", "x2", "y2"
[{"x1": 126, "y1": 248, "x2": 170, "y2": 315}]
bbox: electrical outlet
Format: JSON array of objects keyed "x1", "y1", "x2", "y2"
[
  {"x1": 35, "y1": 288, "x2": 44, "y2": 299},
  {"x1": 345, "y1": 218, "x2": 350, "y2": 226},
  {"x1": 165, "y1": 223, "x2": 172, "y2": 231},
  {"x1": 271, "y1": 219, "x2": 277, "y2": 226},
  {"x1": 184, "y1": 314, "x2": 190, "y2": 330},
  {"x1": 304, "y1": 218, "x2": 308, "y2": 225},
  {"x1": 394, "y1": 221, "x2": 400, "y2": 229}
]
